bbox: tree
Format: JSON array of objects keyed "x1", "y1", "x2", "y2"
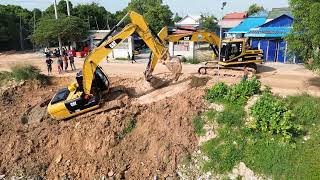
[
  {"x1": 200, "y1": 14, "x2": 219, "y2": 33},
  {"x1": 127, "y1": 0, "x2": 174, "y2": 32},
  {"x1": 247, "y1": 4, "x2": 265, "y2": 16},
  {"x1": 31, "y1": 16, "x2": 88, "y2": 46},
  {"x1": 73, "y1": 3, "x2": 116, "y2": 30},
  {"x1": 43, "y1": 0, "x2": 73, "y2": 17},
  {"x1": 0, "y1": 5, "x2": 34, "y2": 51},
  {"x1": 173, "y1": 13, "x2": 182, "y2": 23},
  {"x1": 287, "y1": 0, "x2": 320, "y2": 68}
]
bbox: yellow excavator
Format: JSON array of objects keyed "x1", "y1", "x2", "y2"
[
  {"x1": 158, "y1": 27, "x2": 264, "y2": 76},
  {"x1": 47, "y1": 11, "x2": 182, "y2": 120}
]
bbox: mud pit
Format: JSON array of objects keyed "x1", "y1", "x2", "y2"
[{"x1": 0, "y1": 75, "x2": 207, "y2": 179}]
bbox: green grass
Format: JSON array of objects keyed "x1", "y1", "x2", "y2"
[
  {"x1": 117, "y1": 117, "x2": 137, "y2": 140},
  {"x1": 0, "y1": 65, "x2": 49, "y2": 86},
  {"x1": 115, "y1": 57, "x2": 129, "y2": 60},
  {"x1": 201, "y1": 90, "x2": 320, "y2": 179},
  {"x1": 186, "y1": 58, "x2": 201, "y2": 64},
  {"x1": 192, "y1": 116, "x2": 206, "y2": 136}
]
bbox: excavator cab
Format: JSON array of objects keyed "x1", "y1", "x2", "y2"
[
  {"x1": 220, "y1": 40, "x2": 244, "y2": 62},
  {"x1": 48, "y1": 66, "x2": 109, "y2": 120}
]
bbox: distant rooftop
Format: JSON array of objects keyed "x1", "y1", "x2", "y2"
[
  {"x1": 223, "y1": 12, "x2": 247, "y2": 20},
  {"x1": 268, "y1": 7, "x2": 292, "y2": 19},
  {"x1": 228, "y1": 17, "x2": 267, "y2": 34}
]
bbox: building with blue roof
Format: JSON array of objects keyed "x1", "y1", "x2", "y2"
[
  {"x1": 226, "y1": 15, "x2": 267, "y2": 38},
  {"x1": 245, "y1": 13, "x2": 297, "y2": 63}
]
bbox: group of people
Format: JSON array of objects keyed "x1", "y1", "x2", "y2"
[{"x1": 45, "y1": 48, "x2": 76, "y2": 75}]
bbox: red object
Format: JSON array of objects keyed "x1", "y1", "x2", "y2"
[
  {"x1": 76, "y1": 51, "x2": 86, "y2": 58},
  {"x1": 223, "y1": 12, "x2": 247, "y2": 20},
  {"x1": 83, "y1": 47, "x2": 90, "y2": 53},
  {"x1": 66, "y1": 50, "x2": 76, "y2": 56}
]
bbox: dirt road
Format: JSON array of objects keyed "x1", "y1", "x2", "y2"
[{"x1": 0, "y1": 52, "x2": 319, "y2": 96}]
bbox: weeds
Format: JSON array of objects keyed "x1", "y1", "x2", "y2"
[
  {"x1": 117, "y1": 117, "x2": 137, "y2": 140},
  {"x1": 206, "y1": 78, "x2": 261, "y2": 105},
  {"x1": 0, "y1": 65, "x2": 49, "y2": 86},
  {"x1": 202, "y1": 78, "x2": 320, "y2": 179},
  {"x1": 186, "y1": 58, "x2": 201, "y2": 64},
  {"x1": 192, "y1": 116, "x2": 206, "y2": 136}
]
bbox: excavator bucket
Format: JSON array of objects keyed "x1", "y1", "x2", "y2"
[{"x1": 165, "y1": 56, "x2": 182, "y2": 81}]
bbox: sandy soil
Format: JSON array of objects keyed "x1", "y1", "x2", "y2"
[{"x1": 0, "y1": 52, "x2": 319, "y2": 96}]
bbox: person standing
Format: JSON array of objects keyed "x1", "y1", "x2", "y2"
[
  {"x1": 45, "y1": 57, "x2": 53, "y2": 75},
  {"x1": 57, "y1": 56, "x2": 63, "y2": 74},
  {"x1": 69, "y1": 54, "x2": 76, "y2": 70},
  {"x1": 63, "y1": 55, "x2": 69, "y2": 71},
  {"x1": 131, "y1": 50, "x2": 136, "y2": 63}
]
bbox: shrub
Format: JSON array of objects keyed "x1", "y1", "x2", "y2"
[
  {"x1": 224, "y1": 78, "x2": 261, "y2": 105},
  {"x1": 192, "y1": 116, "x2": 206, "y2": 136},
  {"x1": 206, "y1": 78, "x2": 261, "y2": 105},
  {"x1": 206, "y1": 82, "x2": 228, "y2": 103},
  {"x1": 250, "y1": 92, "x2": 302, "y2": 142},
  {"x1": 0, "y1": 65, "x2": 49, "y2": 86},
  {"x1": 186, "y1": 58, "x2": 200, "y2": 64}
]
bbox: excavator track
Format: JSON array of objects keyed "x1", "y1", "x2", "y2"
[{"x1": 198, "y1": 61, "x2": 257, "y2": 78}]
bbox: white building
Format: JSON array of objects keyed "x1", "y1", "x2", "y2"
[{"x1": 89, "y1": 30, "x2": 134, "y2": 59}]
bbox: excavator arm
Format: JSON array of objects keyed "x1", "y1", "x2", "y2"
[
  {"x1": 159, "y1": 26, "x2": 221, "y2": 57},
  {"x1": 83, "y1": 11, "x2": 179, "y2": 95}
]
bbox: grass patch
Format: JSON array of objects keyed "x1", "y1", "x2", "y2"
[
  {"x1": 115, "y1": 57, "x2": 129, "y2": 60},
  {"x1": 117, "y1": 117, "x2": 137, "y2": 140},
  {"x1": 186, "y1": 58, "x2": 201, "y2": 64},
  {"x1": 202, "y1": 78, "x2": 320, "y2": 179},
  {"x1": 206, "y1": 78, "x2": 261, "y2": 105},
  {"x1": 0, "y1": 65, "x2": 49, "y2": 86},
  {"x1": 192, "y1": 116, "x2": 206, "y2": 136},
  {"x1": 217, "y1": 104, "x2": 245, "y2": 127}
]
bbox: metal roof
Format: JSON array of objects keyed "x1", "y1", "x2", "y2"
[
  {"x1": 227, "y1": 17, "x2": 267, "y2": 33},
  {"x1": 218, "y1": 20, "x2": 243, "y2": 29},
  {"x1": 245, "y1": 27, "x2": 291, "y2": 38},
  {"x1": 268, "y1": 7, "x2": 292, "y2": 19}
]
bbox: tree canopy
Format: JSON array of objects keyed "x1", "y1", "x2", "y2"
[
  {"x1": 287, "y1": 0, "x2": 320, "y2": 68},
  {"x1": 31, "y1": 16, "x2": 88, "y2": 46},
  {"x1": 247, "y1": 4, "x2": 265, "y2": 16},
  {"x1": 126, "y1": 0, "x2": 174, "y2": 32},
  {"x1": 173, "y1": 13, "x2": 183, "y2": 23},
  {"x1": 200, "y1": 14, "x2": 219, "y2": 33}
]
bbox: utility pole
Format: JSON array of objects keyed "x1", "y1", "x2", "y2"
[
  {"x1": 19, "y1": 15, "x2": 24, "y2": 51},
  {"x1": 54, "y1": 0, "x2": 63, "y2": 56},
  {"x1": 66, "y1": 0, "x2": 71, "y2": 16},
  {"x1": 33, "y1": 10, "x2": 36, "y2": 51},
  {"x1": 217, "y1": 1, "x2": 227, "y2": 82}
]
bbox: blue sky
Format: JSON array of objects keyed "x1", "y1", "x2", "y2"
[{"x1": 1, "y1": 0, "x2": 289, "y2": 18}]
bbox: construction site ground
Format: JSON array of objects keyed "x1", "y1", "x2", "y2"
[{"x1": 0, "y1": 52, "x2": 320, "y2": 179}]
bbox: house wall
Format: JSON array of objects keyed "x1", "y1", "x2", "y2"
[{"x1": 169, "y1": 41, "x2": 195, "y2": 59}]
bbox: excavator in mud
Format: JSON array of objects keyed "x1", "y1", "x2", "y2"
[
  {"x1": 158, "y1": 26, "x2": 264, "y2": 77},
  {"x1": 47, "y1": 11, "x2": 182, "y2": 120}
]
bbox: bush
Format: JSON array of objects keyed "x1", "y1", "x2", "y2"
[
  {"x1": 206, "y1": 78, "x2": 261, "y2": 105},
  {"x1": 186, "y1": 58, "x2": 200, "y2": 64},
  {"x1": 192, "y1": 116, "x2": 206, "y2": 136},
  {"x1": 0, "y1": 65, "x2": 48, "y2": 86},
  {"x1": 250, "y1": 92, "x2": 302, "y2": 142},
  {"x1": 206, "y1": 82, "x2": 228, "y2": 103}
]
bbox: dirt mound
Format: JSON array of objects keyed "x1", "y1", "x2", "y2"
[{"x1": 0, "y1": 76, "x2": 206, "y2": 179}]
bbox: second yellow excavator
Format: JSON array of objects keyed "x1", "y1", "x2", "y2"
[
  {"x1": 158, "y1": 27, "x2": 264, "y2": 76},
  {"x1": 47, "y1": 11, "x2": 182, "y2": 120}
]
